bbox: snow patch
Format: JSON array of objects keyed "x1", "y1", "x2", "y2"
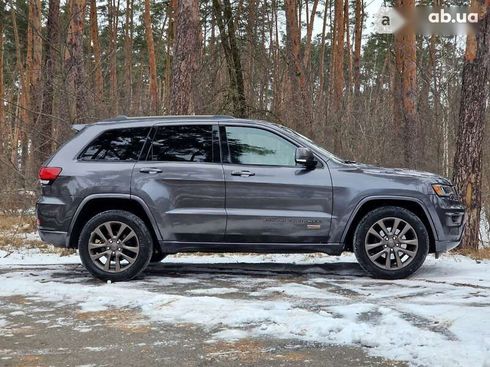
[{"x1": 0, "y1": 252, "x2": 489, "y2": 366}]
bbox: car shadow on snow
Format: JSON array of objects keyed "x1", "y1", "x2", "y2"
[{"x1": 145, "y1": 261, "x2": 367, "y2": 278}]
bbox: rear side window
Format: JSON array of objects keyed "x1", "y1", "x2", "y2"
[
  {"x1": 147, "y1": 125, "x2": 214, "y2": 163},
  {"x1": 79, "y1": 127, "x2": 150, "y2": 161}
]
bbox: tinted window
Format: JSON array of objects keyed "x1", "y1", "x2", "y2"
[
  {"x1": 80, "y1": 127, "x2": 150, "y2": 161},
  {"x1": 148, "y1": 125, "x2": 213, "y2": 163},
  {"x1": 226, "y1": 126, "x2": 296, "y2": 166}
]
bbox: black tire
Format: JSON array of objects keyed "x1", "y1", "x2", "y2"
[
  {"x1": 150, "y1": 250, "x2": 167, "y2": 263},
  {"x1": 353, "y1": 206, "x2": 429, "y2": 279},
  {"x1": 78, "y1": 210, "x2": 153, "y2": 281}
]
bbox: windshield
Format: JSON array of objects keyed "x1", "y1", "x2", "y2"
[{"x1": 275, "y1": 124, "x2": 345, "y2": 164}]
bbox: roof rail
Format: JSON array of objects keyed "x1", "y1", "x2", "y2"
[
  {"x1": 72, "y1": 115, "x2": 237, "y2": 129},
  {"x1": 103, "y1": 114, "x2": 235, "y2": 121}
]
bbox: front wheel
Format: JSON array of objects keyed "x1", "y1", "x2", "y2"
[
  {"x1": 78, "y1": 210, "x2": 153, "y2": 281},
  {"x1": 353, "y1": 206, "x2": 429, "y2": 279}
]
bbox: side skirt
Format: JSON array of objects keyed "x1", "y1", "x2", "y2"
[{"x1": 158, "y1": 241, "x2": 345, "y2": 256}]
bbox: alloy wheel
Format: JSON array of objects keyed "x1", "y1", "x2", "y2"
[
  {"x1": 364, "y1": 217, "x2": 419, "y2": 270},
  {"x1": 88, "y1": 221, "x2": 140, "y2": 273}
]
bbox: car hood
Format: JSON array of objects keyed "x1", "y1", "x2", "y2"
[{"x1": 344, "y1": 163, "x2": 452, "y2": 185}]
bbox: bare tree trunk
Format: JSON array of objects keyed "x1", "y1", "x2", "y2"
[
  {"x1": 394, "y1": 0, "x2": 418, "y2": 168},
  {"x1": 27, "y1": 0, "x2": 44, "y2": 179},
  {"x1": 330, "y1": 0, "x2": 345, "y2": 152},
  {"x1": 303, "y1": 0, "x2": 319, "y2": 69},
  {"x1": 164, "y1": 0, "x2": 177, "y2": 111},
  {"x1": 123, "y1": 0, "x2": 133, "y2": 114},
  {"x1": 144, "y1": 0, "x2": 159, "y2": 114},
  {"x1": 212, "y1": 0, "x2": 247, "y2": 117},
  {"x1": 452, "y1": 0, "x2": 490, "y2": 250},
  {"x1": 0, "y1": 10, "x2": 4, "y2": 150},
  {"x1": 20, "y1": 0, "x2": 34, "y2": 178},
  {"x1": 344, "y1": 0, "x2": 352, "y2": 97},
  {"x1": 284, "y1": 0, "x2": 313, "y2": 135},
  {"x1": 89, "y1": 0, "x2": 104, "y2": 115},
  {"x1": 318, "y1": 2, "x2": 328, "y2": 99},
  {"x1": 37, "y1": 0, "x2": 60, "y2": 169},
  {"x1": 10, "y1": 9, "x2": 23, "y2": 167},
  {"x1": 64, "y1": 0, "x2": 87, "y2": 126},
  {"x1": 170, "y1": 0, "x2": 200, "y2": 115},
  {"x1": 108, "y1": 0, "x2": 119, "y2": 115},
  {"x1": 353, "y1": 0, "x2": 363, "y2": 97}
]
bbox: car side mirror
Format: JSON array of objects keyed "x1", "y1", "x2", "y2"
[{"x1": 295, "y1": 147, "x2": 316, "y2": 169}]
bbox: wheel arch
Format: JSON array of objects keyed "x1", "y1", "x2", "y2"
[
  {"x1": 67, "y1": 194, "x2": 162, "y2": 249},
  {"x1": 342, "y1": 197, "x2": 437, "y2": 253}
]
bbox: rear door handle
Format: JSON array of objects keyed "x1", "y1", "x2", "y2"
[
  {"x1": 231, "y1": 170, "x2": 255, "y2": 177},
  {"x1": 140, "y1": 167, "x2": 162, "y2": 174}
]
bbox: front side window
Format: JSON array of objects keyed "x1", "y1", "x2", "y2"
[
  {"x1": 225, "y1": 126, "x2": 296, "y2": 166},
  {"x1": 79, "y1": 127, "x2": 150, "y2": 161},
  {"x1": 147, "y1": 125, "x2": 213, "y2": 163}
]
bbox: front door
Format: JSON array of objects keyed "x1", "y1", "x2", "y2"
[
  {"x1": 221, "y1": 125, "x2": 333, "y2": 243},
  {"x1": 131, "y1": 123, "x2": 226, "y2": 242}
]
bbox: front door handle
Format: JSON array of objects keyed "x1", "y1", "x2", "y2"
[
  {"x1": 140, "y1": 167, "x2": 162, "y2": 174},
  {"x1": 231, "y1": 170, "x2": 255, "y2": 177}
]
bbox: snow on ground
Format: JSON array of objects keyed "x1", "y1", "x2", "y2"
[{"x1": 0, "y1": 243, "x2": 489, "y2": 367}]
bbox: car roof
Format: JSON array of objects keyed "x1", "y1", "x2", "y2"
[{"x1": 72, "y1": 115, "x2": 268, "y2": 131}]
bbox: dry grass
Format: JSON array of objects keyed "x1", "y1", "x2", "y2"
[
  {"x1": 0, "y1": 214, "x2": 36, "y2": 232},
  {"x1": 77, "y1": 309, "x2": 150, "y2": 333},
  {"x1": 456, "y1": 247, "x2": 490, "y2": 260},
  {"x1": 0, "y1": 214, "x2": 75, "y2": 256}
]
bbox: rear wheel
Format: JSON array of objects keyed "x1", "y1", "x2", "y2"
[
  {"x1": 353, "y1": 206, "x2": 429, "y2": 279},
  {"x1": 78, "y1": 210, "x2": 153, "y2": 281}
]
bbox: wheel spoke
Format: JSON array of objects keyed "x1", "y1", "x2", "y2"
[
  {"x1": 368, "y1": 229, "x2": 384, "y2": 241},
  {"x1": 94, "y1": 228, "x2": 108, "y2": 243},
  {"x1": 385, "y1": 251, "x2": 391, "y2": 268},
  {"x1": 115, "y1": 223, "x2": 128, "y2": 240},
  {"x1": 398, "y1": 224, "x2": 411, "y2": 238},
  {"x1": 400, "y1": 239, "x2": 418, "y2": 246},
  {"x1": 115, "y1": 254, "x2": 121, "y2": 272},
  {"x1": 366, "y1": 241, "x2": 384, "y2": 250},
  {"x1": 392, "y1": 218, "x2": 401, "y2": 234},
  {"x1": 89, "y1": 242, "x2": 107, "y2": 250},
  {"x1": 91, "y1": 250, "x2": 110, "y2": 260},
  {"x1": 398, "y1": 248, "x2": 416, "y2": 257},
  {"x1": 121, "y1": 244, "x2": 139, "y2": 253},
  {"x1": 104, "y1": 223, "x2": 114, "y2": 238},
  {"x1": 120, "y1": 252, "x2": 136, "y2": 264},
  {"x1": 122, "y1": 231, "x2": 136, "y2": 244},
  {"x1": 394, "y1": 249, "x2": 402, "y2": 268},
  {"x1": 104, "y1": 252, "x2": 112, "y2": 270},
  {"x1": 377, "y1": 220, "x2": 390, "y2": 236},
  {"x1": 369, "y1": 248, "x2": 386, "y2": 261}
]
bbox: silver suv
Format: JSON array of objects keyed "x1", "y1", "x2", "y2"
[{"x1": 36, "y1": 115, "x2": 465, "y2": 281}]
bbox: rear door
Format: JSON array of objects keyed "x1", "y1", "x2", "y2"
[
  {"x1": 221, "y1": 124, "x2": 333, "y2": 243},
  {"x1": 131, "y1": 122, "x2": 226, "y2": 242}
]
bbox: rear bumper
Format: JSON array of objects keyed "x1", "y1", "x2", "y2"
[{"x1": 38, "y1": 230, "x2": 67, "y2": 247}]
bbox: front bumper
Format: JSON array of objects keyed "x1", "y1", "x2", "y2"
[
  {"x1": 38, "y1": 229, "x2": 68, "y2": 247},
  {"x1": 429, "y1": 194, "x2": 465, "y2": 254},
  {"x1": 435, "y1": 239, "x2": 461, "y2": 255}
]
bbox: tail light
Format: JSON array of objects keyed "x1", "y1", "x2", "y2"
[{"x1": 39, "y1": 166, "x2": 62, "y2": 184}]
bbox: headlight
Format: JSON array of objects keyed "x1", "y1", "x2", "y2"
[{"x1": 432, "y1": 183, "x2": 455, "y2": 197}]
